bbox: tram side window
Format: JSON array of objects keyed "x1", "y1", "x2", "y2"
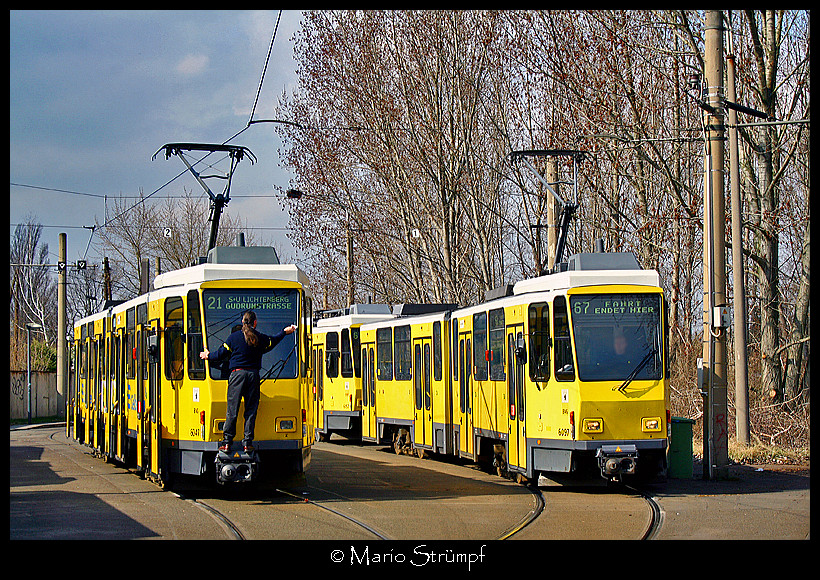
[
  {"x1": 351, "y1": 326, "x2": 361, "y2": 378},
  {"x1": 528, "y1": 302, "x2": 550, "y2": 382},
  {"x1": 663, "y1": 297, "x2": 670, "y2": 380},
  {"x1": 99, "y1": 333, "x2": 106, "y2": 394},
  {"x1": 326, "y1": 332, "x2": 339, "y2": 378},
  {"x1": 433, "y1": 321, "x2": 442, "y2": 381},
  {"x1": 376, "y1": 327, "x2": 393, "y2": 380},
  {"x1": 187, "y1": 290, "x2": 205, "y2": 380},
  {"x1": 458, "y1": 339, "x2": 466, "y2": 413},
  {"x1": 311, "y1": 348, "x2": 317, "y2": 391},
  {"x1": 473, "y1": 312, "x2": 488, "y2": 381},
  {"x1": 489, "y1": 308, "x2": 505, "y2": 381},
  {"x1": 89, "y1": 339, "x2": 97, "y2": 405},
  {"x1": 137, "y1": 304, "x2": 148, "y2": 380},
  {"x1": 553, "y1": 296, "x2": 575, "y2": 381},
  {"x1": 394, "y1": 325, "x2": 412, "y2": 381},
  {"x1": 126, "y1": 308, "x2": 135, "y2": 379},
  {"x1": 451, "y1": 319, "x2": 458, "y2": 381},
  {"x1": 341, "y1": 329, "x2": 353, "y2": 378},
  {"x1": 317, "y1": 348, "x2": 324, "y2": 401},
  {"x1": 165, "y1": 297, "x2": 184, "y2": 380},
  {"x1": 79, "y1": 328, "x2": 86, "y2": 381},
  {"x1": 303, "y1": 296, "x2": 313, "y2": 378}
]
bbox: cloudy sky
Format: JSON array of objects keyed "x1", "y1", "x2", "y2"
[{"x1": 10, "y1": 10, "x2": 304, "y2": 267}]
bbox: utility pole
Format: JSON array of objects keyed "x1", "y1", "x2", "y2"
[
  {"x1": 546, "y1": 158, "x2": 558, "y2": 271},
  {"x1": 346, "y1": 211, "x2": 354, "y2": 307},
  {"x1": 726, "y1": 15, "x2": 750, "y2": 447},
  {"x1": 702, "y1": 10, "x2": 730, "y2": 479},
  {"x1": 57, "y1": 233, "x2": 67, "y2": 424},
  {"x1": 103, "y1": 256, "x2": 112, "y2": 301},
  {"x1": 140, "y1": 258, "x2": 150, "y2": 295},
  {"x1": 154, "y1": 257, "x2": 162, "y2": 291}
]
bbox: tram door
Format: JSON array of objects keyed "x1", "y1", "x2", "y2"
[
  {"x1": 107, "y1": 331, "x2": 116, "y2": 457},
  {"x1": 135, "y1": 325, "x2": 146, "y2": 472},
  {"x1": 115, "y1": 328, "x2": 128, "y2": 458},
  {"x1": 315, "y1": 346, "x2": 325, "y2": 437},
  {"x1": 87, "y1": 336, "x2": 97, "y2": 447},
  {"x1": 457, "y1": 334, "x2": 473, "y2": 457},
  {"x1": 117, "y1": 329, "x2": 127, "y2": 461},
  {"x1": 507, "y1": 326, "x2": 526, "y2": 471},
  {"x1": 94, "y1": 332, "x2": 104, "y2": 452},
  {"x1": 413, "y1": 337, "x2": 433, "y2": 450},
  {"x1": 361, "y1": 344, "x2": 377, "y2": 441},
  {"x1": 147, "y1": 321, "x2": 161, "y2": 480},
  {"x1": 109, "y1": 330, "x2": 122, "y2": 457}
]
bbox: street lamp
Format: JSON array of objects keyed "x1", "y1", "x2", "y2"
[{"x1": 25, "y1": 322, "x2": 43, "y2": 424}]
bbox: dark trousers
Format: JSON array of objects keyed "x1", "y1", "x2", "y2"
[{"x1": 222, "y1": 369, "x2": 260, "y2": 443}]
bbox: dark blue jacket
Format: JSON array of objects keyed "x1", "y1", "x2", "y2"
[{"x1": 208, "y1": 328, "x2": 288, "y2": 371}]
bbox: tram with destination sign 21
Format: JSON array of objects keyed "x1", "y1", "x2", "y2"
[{"x1": 68, "y1": 245, "x2": 314, "y2": 487}]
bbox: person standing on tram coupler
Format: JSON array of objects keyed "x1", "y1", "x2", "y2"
[{"x1": 200, "y1": 309, "x2": 296, "y2": 453}]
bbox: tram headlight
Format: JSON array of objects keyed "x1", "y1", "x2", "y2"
[
  {"x1": 642, "y1": 417, "x2": 662, "y2": 432},
  {"x1": 582, "y1": 418, "x2": 603, "y2": 434}
]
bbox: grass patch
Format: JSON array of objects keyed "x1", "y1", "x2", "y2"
[{"x1": 727, "y1": 440, "x2": 810, "y2": 465}]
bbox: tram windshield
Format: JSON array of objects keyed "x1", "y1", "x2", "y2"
[
  {"x1": 203, "y1": 288, "x2": 299, "y2": 380},
  {"x1": 570, "y1": 293, "x2": 662, "y2": 382}
]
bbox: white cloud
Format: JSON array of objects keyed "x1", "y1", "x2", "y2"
[{"x1": 176, "y1": 53, "x2": 209, "y2": 76}]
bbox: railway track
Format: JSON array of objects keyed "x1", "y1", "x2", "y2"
[
  {"x1": 629, "y1": 485, "x2": 665, "y2": 540},
  {"x1": 275, "y1": 487, "x2": 390, "y2": 540},
  {"x1": 176, "y1": 493, "x2": 247, "y2": 540},
  {"x1": 496, "y1": 484, "x2": 545, "y2": 539},
  {"x1": 174, "y1": 482, "x2": 546, "y2": 541},
  {"x1": 46, "y1": 427, "x2": 660, "y2": 541}
]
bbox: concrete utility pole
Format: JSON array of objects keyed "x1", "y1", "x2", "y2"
[
  {"x1": 726, "y1": 16, "x2": 751, "y2": 447},
  {"x1": 57, "y1": 233, "x2": 67, "y2": 421},
  {"x1": 702, "y1": 10, "x2": 730, "y2": 479}
]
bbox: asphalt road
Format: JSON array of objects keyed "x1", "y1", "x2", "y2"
[{"x1": 10, "y1": 423, "x2": 809, "y2": 547}]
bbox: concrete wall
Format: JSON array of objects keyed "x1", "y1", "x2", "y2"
[{"x1": 9, "y1": 371, "x2": 65, "y2": 420}]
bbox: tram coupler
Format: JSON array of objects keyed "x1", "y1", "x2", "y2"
[
  {"x1": 596, "y1": 444, "x2": 638, "y2": 480},
  {"x1": 215, "y1": 447, "x2": 259, "y2": 484}
]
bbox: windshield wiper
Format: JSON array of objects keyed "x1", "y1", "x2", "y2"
[
  {"x1": 613, "y1": 348, "x2": 657, "y2": 393},
  {"x1": 261, "y1": 341, "x2": 297, "y2": 386}
]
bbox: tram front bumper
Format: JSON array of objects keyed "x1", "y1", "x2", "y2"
[
  {"x1": 596, "y1": 444, "x2": 638, "y2": 479},
  {"x1": 215, "y1": 449, "x2": 259, "y2": 484}
]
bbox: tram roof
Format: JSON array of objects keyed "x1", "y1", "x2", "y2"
[
  {"x1": 153, "y1": 262, "x2": 309, "y2": 289},
  {"x1": 513, "y1": 268, "x2": 661, "y2": 296},
  {"x1": 314, "y1": 312, "x2": 395, "y2": 330}
]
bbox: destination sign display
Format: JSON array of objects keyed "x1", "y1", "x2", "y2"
[{"x1": 571, "y1": 294, "x2": 659, "y2": 318}]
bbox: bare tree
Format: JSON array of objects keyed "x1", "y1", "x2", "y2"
[
  {"x1": 279, "y1": 10, "x2": 810, "y2": 442},
  {"x1": 9, "y1": 217, "x2": 57, "y2": 369},
  {"x1": 94, "y1": 189, "x2": 263, "y2": 298},
  {"x1": 279, "y1": 10, "x2": 512, "y2": 308},
  {"x1": 738, "y1": 10, "x2": 810, "y2": 404}
]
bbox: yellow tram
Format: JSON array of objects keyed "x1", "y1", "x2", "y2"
[
  {"x1": 356, "y1": 252, "x2": 670, "y2": 482},
  {"x1": 68, "y1": 246, "x2": 314, "y2": 486},
  {"x1": 311, "y1": 304, "x2": 393, "y2": 441},
  {"x1": 358, "y1": 305, "x2": 455, "y2": 456}
]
